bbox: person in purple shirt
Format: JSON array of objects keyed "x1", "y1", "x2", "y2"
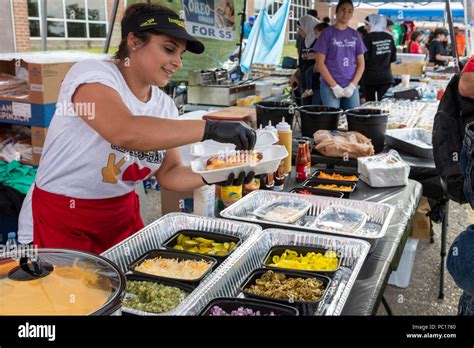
[{"x1": 314, "y1": 0, "x2": 366, "y2": 110}]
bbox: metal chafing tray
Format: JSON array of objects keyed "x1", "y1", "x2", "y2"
[
  {"x1": 101, "y1": 213, "x2": 263, "y2": 316},
  {"x1": 385, "y1": 128, "x2": 433, "y2": 159},
  {"x1": 220, "y1": 190, "x2": 395, "y2": 251},
  {"x1": 187, "y1": 83, "x2": 256, "y2": 106},
  {"x1": 178, "y1": 229, "x2": 371, "y2": 316}
]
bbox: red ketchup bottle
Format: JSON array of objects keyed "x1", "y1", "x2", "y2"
[{"x1": 296, "y1": 140, "x2": 310, "y2": 182}]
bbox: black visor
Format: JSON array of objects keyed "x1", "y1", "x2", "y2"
[{"x1": 121, "y1": 12, "x2": 205, "y2": 54}]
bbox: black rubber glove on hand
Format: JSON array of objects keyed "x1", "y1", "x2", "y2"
[
  {"x1": 203, "y1": 171, "x2": 255, "y2": 187},
  {"x1": 202, "y1": 120, "x2": 257, "y2": 150}
]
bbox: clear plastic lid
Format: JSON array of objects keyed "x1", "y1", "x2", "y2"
[
  {"x1": 313, "y1": 205, "x2": 367, "y2": 234},
  {"x1": 0, "y1": 248, "x2": 125, "y2": 315},
  {"x1": 252, "y1": 198, "x2": 312, "y2": 224}
]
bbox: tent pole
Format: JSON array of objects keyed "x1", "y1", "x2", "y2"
[
  {"x1": 237, "y1": 0, "x2": 247, "y2": 66},
  {"x1": 40, "y1": 0, "x2": 47, "y2": 51},
  {"x1": 446, "y1": 0, "x2": 460, "y2": 72},
  {"x1": 104, "y1": 0, "x2": 120, "y2": 54},
  {"x1": 463, "y1": 0, "x2": 471, "y2": 56}
]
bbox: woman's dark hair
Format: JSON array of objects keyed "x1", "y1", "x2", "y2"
[
  {"x1": 323, "y1": 16, "x2": 330, "y2": 23},
  {"x1": 336, "y1": 0, "x2": 353, "y2": 13},
  {"x1": 307, "y1": 9, "x2": 318, "y2": 18},
  {"x1": 410, "y1": 30, "x2": 422, "y2": 42},
  {"x1": 433, "y1": 28, "x2": 448, "y2": 38},
  {"x1": 114, "y1": 3, "x2": 178, "y2": 60},
  {"x1": 314, "y1": 22, "x2": 330, "y2": 32}
]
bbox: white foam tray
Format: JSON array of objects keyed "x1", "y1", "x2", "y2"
[
  {"x1": 191, "y1": 145, "x2": 288, "y2": 184},
  {"x1": 190, "y1": 130, "x2": 278, "y2": 157}
]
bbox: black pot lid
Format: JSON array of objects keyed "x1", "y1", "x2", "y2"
[{"x1": 0, "y1": 248, "x2": 125, "y2": 315}]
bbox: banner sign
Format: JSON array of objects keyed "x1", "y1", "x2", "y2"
[{"x1": 182, "y1": 0, "x2": 235, "y2": 41}]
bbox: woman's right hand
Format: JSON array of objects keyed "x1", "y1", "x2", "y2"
[
  {"x1": 202, "y1": 120, "x2": 257, "y2": 150},
  {"x1": 330, "y1": 85, "x2": 346, "y2": 99}
]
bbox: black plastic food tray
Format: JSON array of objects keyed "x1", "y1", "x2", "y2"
[
  {"x1": 123, "y1": 274, "x2": 196, "y2": 316},
  {"x1": 311, "y1": 168, "x2": 360, "y2": 184},
  {"x1": 240, "y1": 268, "x2": 331, "y2": 315},
  {"x1": 290, "y1": 187, "x2": 344, "y2": 199},
  {"x1": 162, "y1": 230, "x2": 241, "y2": 265},
  {"x1": 128, "y1": 249, "x2": 217, "y2": 286},
  {"x1": 261, "y1": 245, "x2": 341, "y2": 277},
  {"x1": 302, "y1": 178, "x2": 356, "y2": 198},
  {"x1": 199, "y1": 297, "x2": 299, "y2": 316}
]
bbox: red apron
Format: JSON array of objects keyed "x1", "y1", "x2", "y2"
[{"x1": 32, "y1": 185, "x2": 144, "y2": 254}]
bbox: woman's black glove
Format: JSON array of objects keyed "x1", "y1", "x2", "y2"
[
  {"x1": 203, "y1": 171, "x2": 255, "y2": 187},
  {"x1": 202, "y1": 121, "x2": 257, "y2": 150}
]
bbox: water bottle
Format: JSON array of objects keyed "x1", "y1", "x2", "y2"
[{"x1": 5, "y1": 232, "x2": 18, "y2": 252}]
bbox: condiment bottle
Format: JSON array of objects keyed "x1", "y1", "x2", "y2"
[
  {"x1": 303, "y1": 137, "x2": 312, "y2": 177},
  {"x1": 296, "y1": 140, "x2": 310, "y2": 182},
  {"x1": 273, "y1": 161, "x2": 287, "y2": 191},
  {"x1": 276, "y1": 118, "x2": 292, "y2": 174},
  {"x1": 264, "y1": 121, "x2": 278, "y2": 137},
  {"x1": 217, "y1": 184, "x2": 243, "y2": 211}
]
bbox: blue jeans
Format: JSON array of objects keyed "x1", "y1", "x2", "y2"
[
  {"x1": 320, "y1": 83, "x2": 360, "y2": 110},
  {"x1": 447, "y1": 224, "x2": 474, "y2": 315},
  {"x1": 460, "y1": 122, "x2": 474, "y2": 207}
]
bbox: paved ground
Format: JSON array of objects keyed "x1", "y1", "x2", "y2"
[
  {"x1": 142, "y1": 190, "x2": 469, "y2": 316},
  {"x1": 378, "y1": 201, "x2": 469, "y2": 316}
]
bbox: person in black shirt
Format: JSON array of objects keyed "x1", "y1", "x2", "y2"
[
  {"x1": 362, "y1": 14, "x2": 397, "y2": 101},
  {"x1": 290, "y1": 14, "x2": 319, "y2": 105},
  {"x1": 428, "y1": 28, "x2": 454, "y2": 66}
]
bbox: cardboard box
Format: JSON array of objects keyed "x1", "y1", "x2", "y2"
[
  {"x1": 391, "y1": 61, "x2": 426, "y2": 77},
  {"x1": 160, "y1": 186, "x2": 215, "y2": 217},
  {"x1": 0, "y1": 100, "x2": 55, "y2": 127},
  {"x1": 410, "y1": 196, "x2": 432, "y2": 240},
  {"x1": 24, "y1": 126, "x2": 47, "y2": 166},
  {"x1": 0, "y1": 59, "x2": 74, "y2": 104},
  {"x1": 160, "y1": 188, "x2": 194, "y2": 216},
  {"x1": 0, "y1": 52, "x2": 109, "y2": 127},
  {"x1": 0, "y1": 124, "x2": 47, "y2": 167}
]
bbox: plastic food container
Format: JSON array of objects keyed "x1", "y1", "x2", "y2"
[
  {"x1": 199, "y1": 297, "x2": 299, "y2": 316},
  {"x1": 313, "y1": 205, "x2": 367, "y2": 235},
  {"x1": 191, "y1": 145, "x2": 288, "y2": 185},
  {"x1": 302, "y1": 178, "x2": 356, "y2": 198},
  {"x1": 0, "y1": 248, "x2": 126, "y2": 315},
  {"x1": 262, "y1": 245, "x2": 341, "y2": 276},
  {"x1": 128, "y1": 249, "x2": 217, "y2": 286},
  {"x1": 252, "y1": 199, "x2": 312, "y2": 224},
  {"x1": 385, "y1": 128, "x2": 433, "y2": 159},
  {"x1": 122, "y1": 274, "x2": 195, "y2": 316},
  {"x1": 290, "y1": 187, "x2": 344, "y2": 198},
  {"x1": 162, "y1": 230, "x2": 241, "y2": 265},
  {"x1": 240, "y1": 268, "x2": 331, "y2": 315},
  {"x1": 311, "y1": 169, "x2": 360, "y2": 184}
]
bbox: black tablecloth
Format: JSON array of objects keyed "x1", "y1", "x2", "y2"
[{"x1": 286, "y1": 171, "x2": 423, "y2": 315}]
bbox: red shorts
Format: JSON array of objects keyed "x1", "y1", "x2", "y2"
[{"x1": 32, "y1": 185, "x2": 144, "y2": 254}]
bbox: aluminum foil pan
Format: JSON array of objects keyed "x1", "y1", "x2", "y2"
[
  {"x1": 178, "y1": 229, "x2": 371, "y2": 316},
  {"x1": 220, "y1": 190, "x2": 395, "y2": 251},
  {"x1": 101, "y1": 212, "x2": 263, "y2": 316},
  {"x1": 385, "y1": 128, "x2": 433, "y2": 159}
]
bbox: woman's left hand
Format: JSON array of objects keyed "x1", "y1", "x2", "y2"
[{"x1": 344, "y1": 83, "x2": 357, "y2": 98}]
